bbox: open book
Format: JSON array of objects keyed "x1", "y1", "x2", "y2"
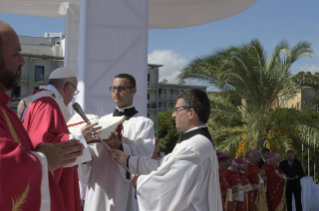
[{"x1": 67, "y1": 114, "x2": 126, "y2": 144}]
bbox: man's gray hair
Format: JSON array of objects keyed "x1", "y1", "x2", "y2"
[{"x1": 48, "y1": 77, "x2": 76, "y2": 89}]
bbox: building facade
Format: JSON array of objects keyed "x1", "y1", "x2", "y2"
[
  {"x1": 8, "y1": 33, "x2": 65, "y2": 112},
  {"x1": 9, "y1": 34, "x2": 207, "y2": 135}
]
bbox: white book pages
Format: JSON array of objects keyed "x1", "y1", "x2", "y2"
[{"x1": 67, "y1": 114, "x2": 126, "y2": 141}]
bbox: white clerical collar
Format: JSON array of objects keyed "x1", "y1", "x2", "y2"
[
  {"x1": 40, "y1": 85, "x2": 64, "y2": 101},
  {"x1": 183, "y1": 125, "x2": 207, "y2": 134},
  {"x1": 287, "y1": 160, "x2": 293, "y2": 165},
  {"x1": 262, "y1": 158, "x2": 266, "y2": 162},
  {"x1": 116, "y1": 105, "x2": 134, "y2": 112}
]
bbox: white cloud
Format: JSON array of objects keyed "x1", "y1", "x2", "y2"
[
  {"x1": 298, "y1": 65, "x2": 319, "y2": 74},
  {"x1": 148, "y1": 50, "x2": 189, "y2": 84}
]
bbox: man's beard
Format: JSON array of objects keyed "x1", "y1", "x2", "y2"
[{"x1": 0, "y1": 65, "x2": 21, "y2": 91}]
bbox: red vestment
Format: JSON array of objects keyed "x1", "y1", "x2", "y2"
[
  {"x1": 263, "y1": 163, "x2": 286, "y2": 211},
  {"x1": 239, "y1": 171, "x2": 254, "y2": 211},
  {"x1": 23, "y1": 92, "x2": 81, "y2": 211},
  {"x1": 223, "y1": 169, "x2": 244, "y2": 211},
  {"x1": 0, "y1": 90, "x2": 64, "y2": 210},
  {"x1": 245, "y1": 162, "x2": 259, "y2": 200},
  {"x1": 219, "y1": 168, "x2": 233, "y2": 211}
]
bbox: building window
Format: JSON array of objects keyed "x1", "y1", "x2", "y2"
[
  {"x1": 148, "y1": 74, "x2": 150, "y2": 82},
  {"x1": 11, "y1": 86, "x2": 21, "y2": 101},
  {"x1": 147, "y1": 113, "x2": 150, "y2": 118},
  {"x1": 35, "y1": 66, "x2": 45, "y2": 82}
]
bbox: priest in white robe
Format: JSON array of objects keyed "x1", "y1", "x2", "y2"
[
  {"x1": 111, "y1": 89, "x2": 222, "y2": 211},
  {"x1": 78, "y1": 74, "x2": 155, "y2": 211}
]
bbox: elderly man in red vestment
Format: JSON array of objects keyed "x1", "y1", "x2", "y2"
[
  {"x1": 264, "y1": 153, "x2": 287, "y2": 210},
  {"x1": 22, "y1": 67, "x2": 101, "y2": 211},
  {"x1": 238, "y1": 158, "x2": 255, "y2": 211},
  {"x1": 224, "y1": 157, "x2": 246, "y2": 211},
  {"x1": 0, "y1": 21, "x2": 84, "y2": 211},
  {"x1": 218, "y1": 153, "x2": 233, "y2": 211}
]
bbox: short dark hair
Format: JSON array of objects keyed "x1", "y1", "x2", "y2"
[
  {"x1": 177, "y1": 89, "x2": 210, "y2": 123},
  {"x1": 287, "y1": 150, "x2": 294, "y2": 155},
  {"x1": 262, "y1": 148, "x2": 270, "y2": 154},
  {"x1": 115, "y1": 73, "x2": 136, "y2": 88},
  {"x1": 218, "y1": 157, "x2": 229, "y2": 163}
]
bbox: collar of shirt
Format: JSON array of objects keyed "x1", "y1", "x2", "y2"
[
  {"x1": 241, "y1": 170, "x2": 245, "y2": 174},
  {"x1": 287, "y1": 160, "x2": 293, "y2": 165},
  {"x1": 39, "y1": 85, "x2": 64, "y2": 101},
  {"x1": 183, "y1": 125, "x2": 207, "y2": 134},
  {"x1": 0, "y1": 89, "x2": 10, "y2": 105},
  {"x1": 115, "y1": 105, "x2": 134, "y2": 112},
  {"x1": 262, "y1": 158, "x2": 266, "y2": 162}
]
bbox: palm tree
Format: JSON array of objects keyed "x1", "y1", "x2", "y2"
[{"x1": 179, "y1": 39, "x2": 313, "y2": 156}]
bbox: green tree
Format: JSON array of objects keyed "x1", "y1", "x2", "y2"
[
  {"x1": 158, "y1": 110, "x2": 180, "y2": 154},
  {"x1": 179, "y1": 39, "x2": 313, "y2": 155}
]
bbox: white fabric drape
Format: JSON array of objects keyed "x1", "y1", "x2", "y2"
[
  {"x1": 76, "y1": 0, "x2": 149, "y2": 115},
  {"x1": 292, "y1": 176, "x2": 319, "y2": 211}
]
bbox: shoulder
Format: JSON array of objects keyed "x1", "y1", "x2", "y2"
[
  {"x1": 128, "y1": 115, "x2": 154, "y2": 127},
  {"x1": 181, "y1": 134, "x2": 215, "y2": 156},
  {"x1": 30, "y1": 96, "x2": 59, "y2": 110}
]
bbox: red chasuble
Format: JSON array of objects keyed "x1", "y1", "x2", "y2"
[
  {"x1": 263, "y1": 163, "x2": 286, "y2": 211},
  {"x1": 23, "y1": 93, "x2": 81, "y2": 211},
  {"x1": 219, "y1": 168, "x2": 233, "y2": 211},
  {"x1": 245, "y1": 162, "x2": 259, "y2": 200},
  {"x1": 0, "y1": 90, "x2": 64, "y2": 211},
  {"x1": 223, "y1": 169, "x2": 243, "y2": 211},
  {"x1": 239, "y1": 172, "x2": 254, "y2": 211}
]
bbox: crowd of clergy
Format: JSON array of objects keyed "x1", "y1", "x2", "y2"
[{"x1": 218, "y1": 148, "x2": 294, "y2": 211}]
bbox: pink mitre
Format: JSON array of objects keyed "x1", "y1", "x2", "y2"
[
  {"x1": 245, "y1": 150, "x2": 251, "y2": 158},
  {"x1": 218, "y1": 153, "x2": 229, "y2": 158},
  {"x1": 234, "y1": 157, "x2": 244, "y2": 164},
  {"x1": 268, "y1": 153, "x2": 276, "y2": 159},
  {"x1": 216, "y1": 151, "x2": 221, "y2": 156}
]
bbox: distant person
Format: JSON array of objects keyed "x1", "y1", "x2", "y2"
[
  {"x1": 259, "y1": 148, "x2": 270, "y2": 169},
  {"x1": 279, "y1": 150, "x2": 305, "y2": 211}
]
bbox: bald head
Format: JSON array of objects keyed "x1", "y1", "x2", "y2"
[{"x1": 0, "y1": 22, "x2": 25, "y2": 92}]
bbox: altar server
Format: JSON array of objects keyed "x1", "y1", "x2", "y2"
[
  {"x1": 110, "y1": 89, "x2": 222, "y2": 211},
  {"x1": 0, "y1": 22, "x2": 84, "y2": 211},
  {"x1": 79, "y1": 74, "x2": 155, "y2": 211},
  {"x1": 22, "y1": 67, "x2": 100, "y2": 211}
]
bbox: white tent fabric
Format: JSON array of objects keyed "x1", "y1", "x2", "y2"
[
  {"x1": 0, "y1": 0, "x2": 258, "y2": 29},
  {"x1": 76, "y1": 0, "x2": 149, "y2": 115}
]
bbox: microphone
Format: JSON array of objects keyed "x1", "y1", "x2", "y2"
[
  {"x1": 72, "y1": 103, "x2": 133, "y2": 175},
  {"x1": 72, "y1": 103, "x2": 90, "y2": 123}
]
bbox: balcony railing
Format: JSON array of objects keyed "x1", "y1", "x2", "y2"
[
  {"x1": 159, "y1": 95, "x2": 167, "y2": 99},
  {"x1": 159, "y1": 107, "x2": 167, "y2": 112},
  {"x1": 148, "y1": 102, "x2": 157, "y2": 109},
  {"x1": 168, "y1": 95, "x2": 178, "y2": 99},
  {"x1": 20, "y1": 74, "x2": 29, "y2": 81},
  {"x1": 148, "y1": 82, "x2": 157, "y2": 89},
  {"x1": 35, "y1": 74, "x2": 49, "y2": 83}
]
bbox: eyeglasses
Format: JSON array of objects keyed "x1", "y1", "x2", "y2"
[
  {"x1": 70, "y1": 83, "x2": 80, "y2": 96},
  {"x1": 109, "y1": 86, "x2": 132, "y2": 93},
  {"x1": 172, "y1": 106, "x2": 190, "y2": 114}
]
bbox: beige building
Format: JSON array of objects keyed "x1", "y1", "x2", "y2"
[
  {"x1": 8, "y1": 33, "x2": 65, "y2": 113},
  {"x1": 8, "y1": 34, "x2": 207, "y2": 134}
]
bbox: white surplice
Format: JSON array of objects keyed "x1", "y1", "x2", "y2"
[
  {"x1": 128, "y1": 126, "x2": 223, "y2": 211},
  {"x1": 78, "y1": 112, "x2": 155, "y2": 211}
]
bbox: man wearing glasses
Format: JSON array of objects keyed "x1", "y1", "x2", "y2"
[
  {"x1": 22, "y1": 67, "x2": 101, "y2": 211},
  {"x1": 80, "y1": 73, "x2": 155, "y2": 211},
  {"x1": 110, "y1": 89, "x2": 222, "y2": 211}
]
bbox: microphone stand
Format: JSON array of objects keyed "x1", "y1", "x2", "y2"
[{"x1": 72, "y1": 103, "x2": 133, "y2": 175}]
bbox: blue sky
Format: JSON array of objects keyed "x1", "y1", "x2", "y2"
[{"x1": 0, "y1": 0, "x2": 318, "y2": 89}]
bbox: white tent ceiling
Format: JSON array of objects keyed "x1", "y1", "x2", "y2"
[{"x1": 0, "y1": 0, "x2": 258, "y2": 29}]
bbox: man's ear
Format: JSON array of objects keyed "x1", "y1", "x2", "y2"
[
  {"x1": 64, "y1": 82, "x2": 70, "y2": 93},
  {"x1": 132, "y1": 88, "x2": 137, "y2": 95}
]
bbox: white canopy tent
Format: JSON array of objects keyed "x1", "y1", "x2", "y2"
[
  {"x1": 0, "y1": 0, "x2": 258, "y2": 116},
  {"x1": 0, "y1": 0, "x2": 258, "y2": 28}
]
